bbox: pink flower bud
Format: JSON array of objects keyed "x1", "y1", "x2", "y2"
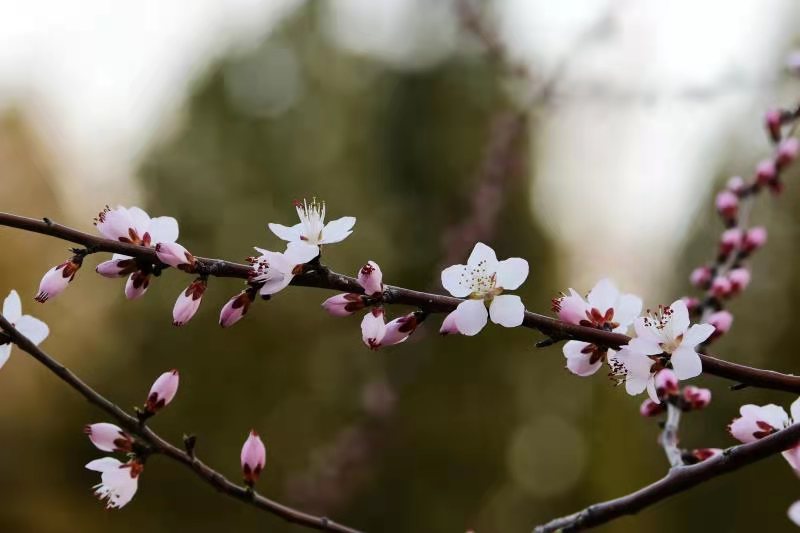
[
  {"x1": 357, "y1": 261, "x2": 383, "y2": 296},
  {"x1": 321, "y1": 293, "x2": 364, "y2": 317},
  {"x1": 710, "y1": 276, "x2": 732, "y2": 299},
  {"x1": 241, "y1": 430, "x2": 266, "y2": 486},
  {"x1": 361, "y1": 307, "x2": 386, "y2": 350},
  {"x1": 743, "y1": 226, "x2": 767, "y2": 253},
  {"x1": 755, "y1": 159, "x2": 777, "y2": 186},
  {"x1": 125, "y1": 271, "x2": 151, "y2": 300},
  {"x1": 155, "y1": 242, "x2": 195, "y2": 269},
  {"x1": 707, "y1": 310, "x2": 733, "y2": 338},
  {"x1": 84, "y1": 422, "x2": 133, "y2": 453},
  {"x1": 778, "y1": 138, "x2": 800, "y2": 168},
  {"x1": 219, "y1": 290, "x2": 255, "y2": 328},
  {"x1": 682, "y1": 386, "x2": 712, "y2": 411},
  {"x1": 35, "y1": 259, "x2": 81, "y2": 303},
  {"x1": 727, "y1": 268, "x2": 751, "y2": 293},
  {"x1": 690, "y1": 448, "x2": 722, "y2": 463},
  {"x1": 440, "y1": 310, "x2": 461, "y2": 335},
  {"x1": 726, "y1": 176, "x2": 746, "y2": 193},
  {"x1": 681, "y1": 296, "x2": 701, "y2": 314},
  {"x1": 552, "y1": 291, "x2": 585, "y2": 325},
  {"x1": 96, "y1": 258, "x2": 137, "y2": 278},
  {"x1": 719, "y1": 228, "x2": 742, "y2": 256},
  {"x1": 144, "y1": 369, "x2": 179, "y2": 414},
  {"x1": 639, "y1": 398, "x2": 665, "y2": 417},
  {"x1": 381, "y1": 313, "x2": 422, "y2": 346},
  {"x1": 173, "y1": 279, "x2": 207, "y2": 326},
  {"x1": 765, "y1": 108, "x2": 782, "y2": 142},
  {"x1": 715, "y1": 190, "x2": 739, "y2": 220},
  {"x1": 689, "y1": 266, "x2": 712, "y2": 288},
  {"x1": 654, "y1": 369, "x2": 679, "y2": 399}
]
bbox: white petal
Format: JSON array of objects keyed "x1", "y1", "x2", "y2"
[
  {"x1": 454, "y1": 299, "x2": 488, "y2": 336},
  {"x1": 3, "y1": 290, "x2": 21, "y2": 322},
  {"x1": 111, "y1": 253, "x2": 133, "y2": 261},
  {"x1": 494, "y1": 258, "x2": 529, "y2": 290},
  {"x1": 488, "y1": 295, "x2": 525, "y2": 327},
  {"x1": 633, "y1": 317, "x2": 663, "y2": 344},
  {"x1": 760, "y1": 404, "x2": 791, "y2": 429},
  {"x1": 268, "y1": 222, "x2": 304, "y2": 242},
  {"x1": 441, "y1": 264, "x2": 471, "y2": 298},
  {"x1": 259, "y1": 273, "x2": 293, "y2": 295},
  {"x1": 625, "y1": 372, "x2": 649, "y2": 396},
  {"x1": 681, "y1": 323, "x2": 715, "y2": 348},
  {"x1": 467, "y1": 242, "x2": 498, "y2": 270},
  {"x1": 15, "y1": 316, "x2": 49, "y2": 345},
  {"x1": 646, "y1": 377, "x2": 658, "y2": 403},
  {"x1": 86, "y1": 457, "x2": 123, "y2": 472},
  {"x1": 320, "y1": 216, "x2": 356, "y2": 244},
  {"x1": 668, "y1": 299, "x2": 690, "y2": 336},
  {"x1": 587, "y1": 278, "x2": 619, "y2": 313},
  {"x1": 670, "y1": 347, "x2": 702, "y2": 380},
  {"x1": 791, "y1": 397, "x2": 800, "y2": 424},
  {"x1": 613, "y1": 294, "x2": 642, "y2": 330},
  {"x1": 147, "y1": 216, "x2": 179, "y2": 244},
  {"x1": 285, "y1": 241, "x2": 319, "y2": 265},
  {"x1": 127, "y1": 207, "x2": 151, "y2": 236},
  {"x1": 788, "y1": 501, "x2": 800, "y2": 526},
  {"x1": 563, "y1": 341, "x2": 603, "y2": 376},
  {"x1": 628, "y1": 337, "x2": 662, "y2": 356},
  {"x1": 0, "y1": 344, "x2": 11, "y2": 369}
]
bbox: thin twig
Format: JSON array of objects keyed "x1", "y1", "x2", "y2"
[
  {"x1": 1, "y1": 211, "x2": 799, "y2": 394},
  {"x1": 0, "y1": 313, "x2": 361, "y2": 533},
  {"x1": 658, "y1": 404, "x2": 683, "y2": 468}
]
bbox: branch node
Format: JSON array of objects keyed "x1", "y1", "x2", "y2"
[{"x1": 183, "y1": 434, "x2": 197, "y2": 458}]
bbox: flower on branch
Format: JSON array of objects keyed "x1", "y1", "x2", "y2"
[
  {"x1": 155, "y1": 241, "x2": 195, "y2": 269},
  {"x1": 553, "y1": 278, "x2": 642, "y2": 377},
  {"x1": 0, "y1": 290, "x2": 49, "y2": 369},
  {"x1": 35, "y1": 256, "x2": 82, "y2": 303},
  {"x1": 357, "y1": 261, "x2": 383, "y2": 296},
  {"x1": 219, "y1": 289, "x2": 256, "y2": 328},
  {"x1": 440, "y1": 242, "x2": 528, "y2": 336},
  {"x1": 241, "y1": 430, "x2": 266, "y2": 487},
  {"x1": 321, "y1": 293, "x2": 365, "y2": 317},
  {"x1": 84, "y1": 423, "x2": 133, "y2": 453},
  {"x1": 729, "y1": 399, "x2": 800, "y2": 474},
  {"x1": 322, "y1": 261, "x2": 384, "y2": 317},
  {"x1": 250, "y1": 243, "x2": 318, "y2": 296},
  {"x1": 173, "y1": 279, "x2": 207, "y2": 326},
  {"x1": 144, "y1": 369, "x2": 180, "y2": 415},
  {"x1": 85, "y1": 457, "x2": 142, "y2": 509},
  {"x1": 268, "y1": 198, "x2": 356, "y2": 257}
]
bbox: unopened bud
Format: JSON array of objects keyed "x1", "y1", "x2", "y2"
[
  {"x1": 715, "y1": 190, "x2": 739, "y2": 221},
  {"x1": 241, "y1": 430, "x2": 266, "y2": 487},
  {"x1": 682, "y1": 386, "x2": 712, "y2": 411},
  {"x1": 707, "y1": 310, "x2": 733, "y2": 339},
  {"x1": 144, "y1": 369, "x2": 179, "y2": 414},
  {"x1": 690, "y1": 266, "x2": 712, "y2": 288},
  {"x1": 35, "y1": 258, "x2": 82, "y2": 303},
  {"x1": 173, "y1": 278, "x2": 207, "y2": 326},
  {"x1": 654, "y1": 369, "x2": 679, "y2": 399},
  {"x1": 357, "y1": 261, "x2": 383, "y2": 296},
  {"x1": 321, "y1": 293, "x2": 365, "y2": 317}
]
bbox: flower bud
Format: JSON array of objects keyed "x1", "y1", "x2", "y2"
[
  {"x1": 742, "y1": 226, "x2": 767, "y2": 253},
  {"x1": 440, "y1": 310, "x2": 461, "y2": 335},
  {"x1": 715, "y1": 190, "x2": 739, "y2": 221},
  {"x1": 144, "y1": 369, "x2": 179, "y2": 414},
  {"x1": 755, "y1": 159, "x2": 777, "y2": 186},
  {"x1": 381, "y1": 312, "x2": 423, "y2": 346},
  {"x1": 682, "y1": 386, "x2": 712, "y2": 411},
  {"x1": 552, "y1": 291, "x2": 585, "y2": 325},
  {"x1": 357, "y1": 261, "x2": 383, "y2": 296},
  {"x1": 681, "y1": 296, "x2": 701, "y2": 314},
  {"x1": 35, "y1": 258, "x2": 82, "y2": 303},
  {"x1": 765, "y1": 108, "x2": 782, "y2": 143},
  {"x1": 710, "y1": 276, "x2": 732, "y2": 299},
  {"x1": 726, "y1": 176, "x2": 746, "y2": 194},
  {"x1": 219, "y1": 290, "x2": 255, "y2": 328},
  {"x1": 707, "y1": 310, "x2": 733, "y2": 339},
  {"x1": 125, "y1": 271, "x2": 151, "y2": 300},
  {"x1": 719, "y1": 228, "x2": 742, "y2": 257},
  {"x1": 639, "y1": 398, "x2": 665, "y2": 418},
  {"x1": 155, "y1": 242, "x2": 195, "y2": 269},
  {"x1": 727, "y1": 268, "x2": 751, "y2": 294},
  {"x1": 173, "y1": 279, "x2": 207, "y2": 326},
  {"x1": 361, "y1": 307, "x2": 386, "y2": 350},
  {"x1": 321, "y1": 293, "x2": 364, "y2": 317},
  {"x1": 654, "y1": 369, "x2": 679, "y2": 399},
  {"x1": 84, "y1": 422, "x2": 133, "y2": 453},
  {"x1": 96, "y1": 258, "x2": 137, "y2": 278},
  {"x1": 689, "y1": 266, "x2": 712, "y2": 288},
  {"x1": 241, "y1": 430, "x2": 266, "y2": 487},
  {"x1": 777, "y1": 138, "x2": 800, "y2": 169}
]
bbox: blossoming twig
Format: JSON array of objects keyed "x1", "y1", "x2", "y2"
[
  {"x1": 2, "y1": 211, "x2": 799, "y2": 394},
  {"x1": 0, "y1": 312, "x2": 361, "y2": 533}
]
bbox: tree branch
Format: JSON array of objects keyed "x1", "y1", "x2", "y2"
[
  {"x1": 0, "y1": 313, "x2": 361, "y2": 533},
  {"x1": 533, "y1": 421, "x2": 800, "y2": 532},
  {"x1": 2, "y1": 211, "x2": 799, "y2": 394},
  {"x1": 659, "y1": 404, "x2": 683, "y2": 468}
]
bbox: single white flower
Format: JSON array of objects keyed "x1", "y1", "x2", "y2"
[
  {"x1": 440, "y1": 242, "x2": 528, "y2": 336},
  {"x1": 268, "y1": 199, "x2": 356, "y2": 256},
  {"x1": 85, "y1": 457, "x2": 142, "y2": 509},
  {"x1": 251, "y1": 242, "x2": 319, "y2": 296},
  {"x1": 0, "y1": 290, "x2": 49, "y2": 369}
]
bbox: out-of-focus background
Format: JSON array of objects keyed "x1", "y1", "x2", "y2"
[{"x1": 2, "y1": 0, "x2": 800, "y2": 531}]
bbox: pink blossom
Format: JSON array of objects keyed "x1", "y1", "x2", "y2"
[
  {"x1": 681, "y1": 296, "x2": 700, "y2": 313},
  {"x1": 241, "y1": 430, "x2": 266, "y2": 486},
  {"x1": 144, "y1": 369, "x2": 179, "y2": 414},
  {"x1": 639, "y1": 398, "x2": 665, "y2": 418},
  {"x1": 381, "y1": 313, "x2": 422, "y2": 346},
  {"x1": 765, "y1": 108, "x2": 782, "y2": 142},
  {"x1": 173, "y1": 279, "x2": 206, "y2": 326},
  {"x1": 85, "y1": 457, "x2": 142, "y2": 509},
  {"x1": 268, "y1": 198, "x2": 355, "y2": 257},
  {"x1": 743, "y1": 226, "x2": 767, "y2": 253},
  {"x1": 125, "y1": 270, "x2": 151, "y2": 300},
  {"x1": 689, "y1": 267, "x2": 711, "y2": 288},
  {"x1": 96, "y1": 258, "x2": 137, "y2": 278},
  {"x1": 35, "y1": 258, "x2": 81, "y2": 303},
  {"x1": 322, "y1": 293, "x2": 365, "y2": 317},
  {"x1": 441, "y1": 242, "x2": 528, "y2": 336},
  {"x1": 155, "y1": 242, "x2": 195, "y2": 269},
  {"x1": 682, "y1": 386, "x2": 711, "y2": 411},
  {"x1": 715, "y1": 190, "x2": 739, "y2": 220},
  {"x1": 707, "y1": 310, "x2": 733, "y2": 338},
  {"x1": 361, "y1": 308, "x2": 386, "y2": 350},
  {"x1": 219, "y1": 290, "x2": 255, "y2": 328},
  {"x1": 84, "y1": 423, "x2": 133, "y2": 453},
  {"x1": 0, "y1": 290, "x2": 49, "y2": 370},
  {"x1": 719, "y1": 228, "x2": 742, "y2": 256},
  {"x1": 778, "y1": 138, "x2": 800, "y2": 168},
  {"x1": 439, "y1": 310, "x2": 460, "y2": 335},
  {"x1": 357, "y1": 261, "x2": 383, "y2": 296},
  {"x1": 250, "y1": 243, "x2": 318, "y2": 296},
  {"x1": 710, "y1": 276, "x2": 732, "y2": 299},
  {"x1": 755, "y1": 159, "x2": 777, "y2": 186},
  {"x1": 654, "y1": 369, "x2": 679, "y2": 399},
  {"x1": 729, "y1": 403, "x2": 789, "y2": 443},
  {"x1": 726, "y1": 176, "x2": 745, "y2": 193},
  {"x1": 727, "y1": 268, "x2": 751, "y2": 293}
]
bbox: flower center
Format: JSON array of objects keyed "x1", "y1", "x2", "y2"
[
  {"x1": 295, "y1": 198, "x2": 326, "y2": 244},
  {"x1": 467, "y1": 260, "x2": 498, "y2": 299}
]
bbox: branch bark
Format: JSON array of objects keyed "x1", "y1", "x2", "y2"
[
  {"x1": 0, "y1": 313, "x2": 361, "y2": 533},
  {"x1": 2, "y1": 211, "x2": 799, "y2": 394}
]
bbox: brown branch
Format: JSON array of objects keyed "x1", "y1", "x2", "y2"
[
  {"x1": 533, "y1": 420, "x2": 800, "y2": 532},
  {"x1": 2, "y1": 211, "x2": 799, "y2": 394},
  {"x1": 0, "y1": 313, "x2": 361, "y2": 533}
]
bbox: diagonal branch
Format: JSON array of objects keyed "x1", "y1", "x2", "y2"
[
  {"x1": 533, "y1": 420, "x2": 800, "y2": 532},
  {"x1": 0, "y1": 313, "x2": 361, "y2": 533},
  {"x1": 2, "y1": 211, "x2": 799, "y2": 394}
]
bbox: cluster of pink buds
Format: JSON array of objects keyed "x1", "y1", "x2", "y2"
[{"x1": 639, "y1": 369, "x2": 712, "y2": 417}]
